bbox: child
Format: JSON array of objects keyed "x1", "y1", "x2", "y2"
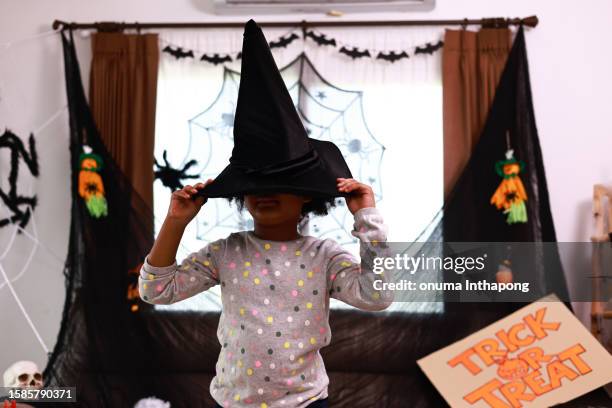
[{"x1": 139, "y1": 20, "x2": 393, "y2": 408}]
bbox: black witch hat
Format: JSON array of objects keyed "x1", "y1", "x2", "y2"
[{"x1": 198, "y1": 19, "x2": 352, "y2": 198}]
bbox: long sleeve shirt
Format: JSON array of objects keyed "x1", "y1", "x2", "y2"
[{"x1": 139, "y1": 207, "x2": 392, "y2": 408}]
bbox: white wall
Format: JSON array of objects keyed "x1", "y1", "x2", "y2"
[{"x1": 1, "y1": 0, "x2": 611, "y2": 377}]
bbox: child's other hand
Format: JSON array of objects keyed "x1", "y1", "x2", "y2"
[
  {"x1": 337, "y1": 178, "x2": 375, "y2": 214},
  {"x1": 167, "y1": 179, "x2": 213, "y2": 226}
]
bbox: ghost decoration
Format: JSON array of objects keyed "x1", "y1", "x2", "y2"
[
  {"x1": 134, "y1": 397, "x2": 171, "y2": 408},
  {"x1": 2, "y1": 361, "x2": 43, "y2": 388}
]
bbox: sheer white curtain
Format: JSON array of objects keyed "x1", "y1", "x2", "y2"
[{"x1": 154, "y1": 26, "x2": 444, "y2": 312}]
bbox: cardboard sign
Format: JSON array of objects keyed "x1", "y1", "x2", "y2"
[{"x1": 418, "y1": 295, "x2": 612, "y2": 407}]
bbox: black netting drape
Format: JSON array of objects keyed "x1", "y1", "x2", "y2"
[{"x1": 40, "y1": 27, "x2": 608, "y2": 408}]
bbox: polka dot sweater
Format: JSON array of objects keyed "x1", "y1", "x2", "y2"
[{"x1": 139, "y1": 207, "x2": 392, "y2": 408}]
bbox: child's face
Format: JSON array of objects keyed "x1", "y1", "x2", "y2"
[{"x1": 244, "y1": 193, "x2": 310, "y2": 226}]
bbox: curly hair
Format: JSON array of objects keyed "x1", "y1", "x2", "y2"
[{"x1": 228, "y1": 195, "x2": 337, "y2": 217}]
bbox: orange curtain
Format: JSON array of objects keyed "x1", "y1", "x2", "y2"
[
  {"x1": 89, "y1": 32, "x2": 159, "y2": 211},
  {"x1": 442, "y1": 28, "x2": 512, "y2": 198}
]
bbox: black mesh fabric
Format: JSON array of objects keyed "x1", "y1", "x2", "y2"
[{"x1": 40, "y1": 27, "x2": 609, "y2": 408}]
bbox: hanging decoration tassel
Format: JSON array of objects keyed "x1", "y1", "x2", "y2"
[
  {"x1": 78, "y1": 146, "x2": 108, "y2": 218},
  {"x1": 490, "y1": 148, "x2": 528, "y2": 225}
]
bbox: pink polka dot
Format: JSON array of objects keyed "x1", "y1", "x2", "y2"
[
  {"x1": 287, "y1": 379, "x2": 293, "y2": 386},
  {"x1": 227, "y1": 352, "x2": 233, "y2": 358},
  {"x1": 255, "y1": 360, "x2": 262, "y2": 367},
  {"x1": 330, "y1": 274, "x2": 336, "y2": 281},
  {"x1": 244, "y1": 398, "x2": 252, "y2": 404},
  {"x1": 252, "y1": 309, "x2": 258, "y2": 316},
  {"x1": 291, "y1": 290, "x2": 298, "y2": 297},
  {"x1": 261, "y1": 268, "x2": 268, "y2": 275},
  {"x1": 231, "y1": 319, "x2": 237, "y2": 326},
  {"x1": 255, "y1": 252, "x2": 261, "y2": 258},
  {"x1": 229, "y1": 262, "x2": 236, "y2": 269},
  {"x1": 280, "y1": 245, "x2": 287, "y2": 252},
  {"x1": 319, "y1": 327, "x2": 325, "y2": 334},
  {"x1": 156, "y1": 284, "x2": 163, "y2": 292}
]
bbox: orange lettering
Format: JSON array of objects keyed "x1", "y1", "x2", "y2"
[
  {"x1": 518, "y1": 347, "x2": 552, "y2": 370},
  {"x1": 523, "y1": 369, "x2": 553, "y2": 396},
  {"x1": 546, "y1": 360, "x2": 578, "y2": 389},
  {"x1": 474, "y1": 338, "x2": 506, "y2": 366},
  {"x1": 524, "y1": 307, "x2": 560, "y2": 339},
  {"x1": 464, "y1": 379, "x2": 511, "y2": 408},
  {"x1": 448, "y1": 348, "x2": 482, "y2": 375},
  {"x1": 497, "y1": 323, "x2": 534, "y2": 352},
  {"x1": 558, "y1": 343, "x2": 592, "y2": 375},
  {"x1": 499, "y1": 380, "x2": 536, "y2": 408}
]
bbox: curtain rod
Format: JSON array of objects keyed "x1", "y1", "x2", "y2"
[{"x1": 52, "y1": 15, "x2": 538, "y2": 32}]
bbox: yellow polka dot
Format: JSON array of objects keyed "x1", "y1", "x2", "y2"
[
  {"x1": 298, "y1": 280, "x2": 304, "y2": 287},
  {"x1": 298, "y1": 357, "x2": 304, "y2": 364},
  {"x1": 264, "y1": 243, "x2": 271, "y2": 250},
  {"x1": 240, "y1": 308, "x2": 245, "y2": 316},
  {"x1": 229, "y1": 329, "x2": 234, "y2": 336},
  {"x1": 310, "y1": 397, "x2": 317, "y2": 401},
  {"x1": 298, "y1": 386, "x2": 304, "y2": 392},
  {"x1": 372, "y1": 240, "x2": 379, "y2": 246},
  {"x1": 284, "y1": 342, "x2": 290, "y2": 349},
  {"x1": 340, "y1": 261, "x2": 351, "y2": 267},
  {"x1": 203, "y1": 260, "x2": 210, "y2": 266},
  {"x1": 254, "y1": 278, "x2": 261, "y2": 285},
  {"x1": 247, "y1": 368, "x2": 253, "y2": 376},
  {"x1": 261, "y1": 403, "x2": 268, "y2": 408},
  {"x1": 372, "y1": 292, "x2": 381, "y2": 299},
  {"x1": 148, "y1": 274, "x2": 154, "y2": 280},
  {"x1": 306, "y1": 302, "x2": 312, "y2": 309},
  {"x1": 243, "y1": 270, "x2": 250, "y2": 278},
  {"x1": 234, "y1": 394, "x2": 240, "y2": 401},
  {"x1": 237, "y1": 360, "x2": 243, "y2": 367},
  {"x1": 267, "y1": 316, "x2": 273, "y2": 323},
  {"x1": 310, "y1": 337, "x2": 317, "y2": 345},
  {"x1": 307, "y1": 271, "x2": 313, "y2": 278},
  {"x1": 143, "y1": 283, "x2": 148, "y2": 289},
  {"x1": 245, "y1": 261, "x2": 251, "y2": 267},
  {"x1": 295, "y1": 250, "x2": 301, "y2": 256},
  {"x1": 212, "y1": 244, "x2": 220, "y2": 251}
]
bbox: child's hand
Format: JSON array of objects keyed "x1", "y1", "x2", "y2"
[
  {"x1": 166, "y1": 179, "x2": 213, "y2": 227},
  {"x1": 337, "y1": 178, "x2": 375, "y2": 214}
]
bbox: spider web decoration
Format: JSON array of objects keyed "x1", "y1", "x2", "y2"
[{"x1": 179, "y1": 52, "x2": 384, "y2": 246}]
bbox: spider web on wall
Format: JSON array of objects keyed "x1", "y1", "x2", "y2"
[{"x1": 177, "y1": 52, "x2": 384, "y2": 247}]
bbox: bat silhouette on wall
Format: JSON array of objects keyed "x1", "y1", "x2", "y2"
[
  {"x1": 0, "y1": 130, "x2": 39, "y2": 230},
  {"x1": 376, "y1": 50, "x2": 409, "y2": 63},
  {"x1": 269, "y1": 33, "x2": 299, "y2": 49},
  {"x1": 415, "y1": 41, "x2": 444, "y2": 55},
  {"x1": 154, "y1": 150, "x2": 199, "y2": 192},
  {"x1": 304, "y1": 30, "x2": 337, "y2": 47},
  {"x1": 200, "y1": 53, "x2": 233, "y2": 65},
  {"x1": 339, "y1": 46, "x2": 371, "y2": 60},
  {"x1": 162, "y1": 46, "x2": 194, "y2": 60}
]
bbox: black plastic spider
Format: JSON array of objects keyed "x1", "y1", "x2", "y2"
[{"x1": 154, "y1": 150, "x2": 199, "y2": 192}]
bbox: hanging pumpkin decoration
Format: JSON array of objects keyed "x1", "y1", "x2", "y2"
[
  {"x1": 490, "y1": 149, "x2": 528, "y2": 224},
  {"x1": 78, "y1": 148, "x2": 108, "y2": 218}
]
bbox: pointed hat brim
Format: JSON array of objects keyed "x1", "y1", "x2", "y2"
[{"x1": 199, "y1": 139, "x2": 352, "y2": 198}]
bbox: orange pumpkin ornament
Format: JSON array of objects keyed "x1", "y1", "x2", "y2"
[
  {"x1": 490, "y1": 149, "x2": 528, "y2": 224},
  {"x1": 78, "y1": 152, "x2": 108, "y2": 218}
]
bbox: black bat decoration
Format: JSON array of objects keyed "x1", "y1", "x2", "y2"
[
  {"x1": 304, "y1": 30, "x2": 337, "y2": 47},
  {"x1": 0, "y1": 130, "x2": 39, "y2": 230},
  {"x1": 376, "y1": 50, "x2": 409, "y2": 63},
  {"x1": 339, "y1": 46, "x2": 371, "y2": 60},
  {"x1": 154, "y1": 150, "x2": 199, "y2": 192},
  {"x1": 415, "y1": 41, "x2": 444, "y2": 55},
  {"x1": 269, "y1": 33, "x2": 299, "y2": 49},
  {"x1": 163, "y1": 45, "x2": 194, "y2": 60},
  {"x1": 200, "y1": 53, "x2": 233, "y2": 65}
]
